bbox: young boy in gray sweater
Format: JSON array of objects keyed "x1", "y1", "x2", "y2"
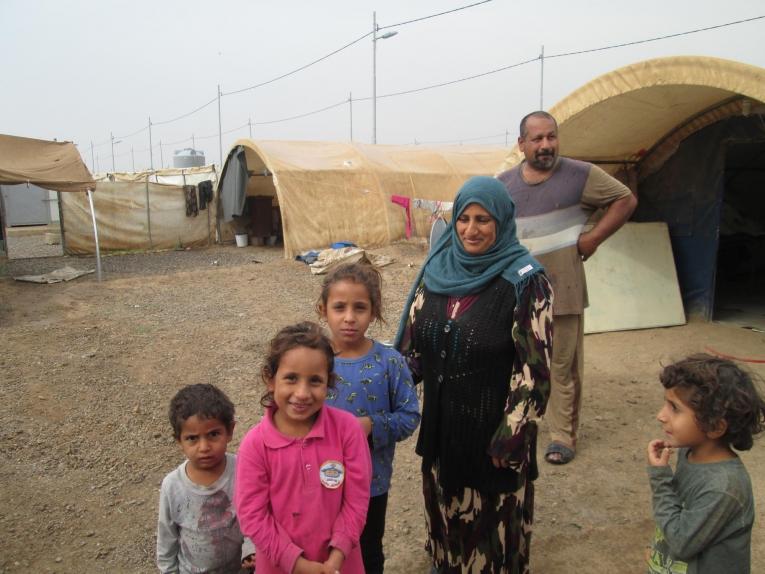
[
  {"x1": 647, "y1": 354, "x2": 765, "y2": 574},
  {"x1": 157, "y1": 384, "x2": 254, "y2": 573}
]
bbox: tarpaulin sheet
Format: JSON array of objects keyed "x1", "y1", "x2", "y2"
[
  {"x1": 0, "y1": 134, "x2": 94, "y2": 193},
  {"x1": 94, "y1": 165, "x2": 217, "y2": 186},
  {"x1": 61, "y1": 181, "x2": 213, "y2": 254}
]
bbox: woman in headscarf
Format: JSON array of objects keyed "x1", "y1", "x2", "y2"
[{"x1": 395, "y1": 176, "x2": 553, "y2": 574}]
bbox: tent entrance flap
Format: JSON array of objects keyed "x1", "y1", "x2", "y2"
[
  {"x1": 713, "y1": 140, "x2": 765, "y2": 331},
  {"x1": 220, "y1": 146, "x2": 248, "y2": 221}
]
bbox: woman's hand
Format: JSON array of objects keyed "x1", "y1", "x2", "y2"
[{"x1": 647, "y1": 439, "x2": 672, "y2": 466}]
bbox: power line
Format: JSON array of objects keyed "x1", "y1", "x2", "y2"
[
  {"x1": 369, "y1": 56, "x2": 540, "y2": 100},
  {"x1": 222, "y1": 1, "x2": 493, "y2": 97},
  {"x1": 548, "y1": 15, "x2": 765, "y2": 59},
  {"x1": 151, "y1": 96, "x2": 218, "y2": 126},
  {"x1": 85, "y1": 12, "x2": 763, "y2": 150},
  {"x1": 196, "y1": 122, "x2": 250, "y2": 140},
  {"x1": 362, "y1": 15, "x2": 764, "y2": 100},
  {"x1": 379, "y1": 0, "x2": 492, "y2": 30},
  {"x1": 115, "y1": 124, "x2": 149, "y2": 140},
  {"x1": 252, "y1": 99, "x2": 349, "y2": 126},
  {"x1": 222, "y1": 32, "x2": 372, "y2": 96}
]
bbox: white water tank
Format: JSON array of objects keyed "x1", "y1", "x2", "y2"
[{"x1": 173, "y1": 148, "x2": 206, "y2": 168}]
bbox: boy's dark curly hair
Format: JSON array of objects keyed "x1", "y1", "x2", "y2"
[
  {"x1": 660, "y1": 353, "x2": 765, "y2": 451},
  {"x1": 168, "y1": 384, "x2": 235, "y2": 440},
  {"x1": 260, "y1": 321, "x2": 336, "y2": 408}
]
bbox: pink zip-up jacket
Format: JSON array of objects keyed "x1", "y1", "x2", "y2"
[{"x1": 235, "y1": 405, "x2": 372, "y2": 574}]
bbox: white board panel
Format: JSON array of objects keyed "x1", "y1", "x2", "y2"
[{"x1": 583, "y1": 222, "x2": 685, "y2": 334}]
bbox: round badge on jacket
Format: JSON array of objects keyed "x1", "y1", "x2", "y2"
[{"x1": 319, "y1": 460, "x2": 345, "y2": 489}]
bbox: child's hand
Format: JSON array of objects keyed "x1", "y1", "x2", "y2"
[
  {"x1": 321, "y1": 547, "x2": 345, "y2": 574},
  {"x1": 293, "y1": 556, "x2": 324, "y2": 574},
  {"x1": 358, "y1": 416, "x2": 373, "y2": 436},
  {"x1": 647, "y1": 439, "x2": 673, "y2": 466},
  {"x1": 241, "y1": 553, "x2": 255, "y2": 571}
]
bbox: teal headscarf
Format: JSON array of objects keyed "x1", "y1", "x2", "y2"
[{"x1": 394, "y1": 176, "x2": 543, "y2": 346}]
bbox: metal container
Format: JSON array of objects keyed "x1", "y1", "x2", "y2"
[{"x1": 172, "y1": 148, "x2": 206, "y2": 168}]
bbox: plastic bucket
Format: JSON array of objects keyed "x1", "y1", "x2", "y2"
[{"x1": 235, "y1": 234, "x2": 248, "y2": 248}]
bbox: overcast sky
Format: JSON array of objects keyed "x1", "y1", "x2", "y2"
[{"x1": 1, "y1": 0, "x2": 763, "y2": 172}]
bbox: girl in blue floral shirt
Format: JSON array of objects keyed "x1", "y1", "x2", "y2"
[{"x1": 318, "y1": 262, "x2": 421, "y2": 574}]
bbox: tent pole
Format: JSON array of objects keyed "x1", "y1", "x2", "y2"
[
  {"x1": 0, "y1": 189, "x2": 7, "y2": 257},
  {"x1": 86, "y1": 189, "x2": 103, "y2": 281},
  {"x1": 145, "y1": 177, "x2": 153, "y2": 249},
  {"x1": 213, "y1": 164, "x2": 221, "y2": 244},
  {"x1": 56, "y1": 191, "x2": 67, "y2": 254}
]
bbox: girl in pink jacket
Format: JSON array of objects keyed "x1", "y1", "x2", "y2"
[{"x1": 235, "y1": 322, "x2": 372, "y2": 574}]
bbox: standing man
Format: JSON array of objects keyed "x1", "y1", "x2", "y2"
[{"x1": 497, "y1": 111, "x2": 637, "y2": 465}]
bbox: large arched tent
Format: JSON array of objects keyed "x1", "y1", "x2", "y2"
[
  {"x1": 498, "y1": 56, "x2": 765, "y2": 321},
  {"x1": 217, "y1": 140, "x2": 510, "y2": 258}
]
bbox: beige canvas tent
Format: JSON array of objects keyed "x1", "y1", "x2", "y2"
[
  {"x1": 218, "y1": 140, "x2": 511, "y2": 258},
  {"x1": 498, "y1": 55, "x2": 765, "y2": 176}
]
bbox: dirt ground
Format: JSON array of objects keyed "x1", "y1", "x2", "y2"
[{"x1": 1, "y1": 241, "x2": 764, "y2": 574}]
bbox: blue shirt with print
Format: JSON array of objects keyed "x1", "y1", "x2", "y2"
[{"x1": 326, "y1": 340, "x2": 420, "y2": 497}]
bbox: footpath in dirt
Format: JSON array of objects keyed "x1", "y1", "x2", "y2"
[{"x1": 0, "y1": 242, "x2": 763, "y2": 573}]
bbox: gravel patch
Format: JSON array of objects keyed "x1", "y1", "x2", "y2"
[
  {"x1": 4, "y1": 234, "x2": 64, "y2": 260},
  {"x1": 0, "y1": 244, "x2": 285, "y2": 279}
]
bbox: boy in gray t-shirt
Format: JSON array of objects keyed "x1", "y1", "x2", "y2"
[
  {"x1": 646, "y1": 354, "x2": 765, "y2": 574},
  {"x1": 157, "y1": 384, "x2": 254, "y2": 574}
]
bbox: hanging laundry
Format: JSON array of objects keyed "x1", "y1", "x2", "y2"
[
  {"x1": 184, "y1": 185, "x2": 198, "y2": 217},
  {"x1": 412, "y1": 198, "x2": 453, "y2": 214},
  {"x1": 390, "y1": 195, "x2": 412, "y2": 238},
  {"x1": 198, "y1": 180, "x2": 214, "y2": 210}
]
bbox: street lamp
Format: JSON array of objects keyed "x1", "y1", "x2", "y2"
[
  {"x1": 372, "y1": 11, "x2": 398, "y2": 144},
  {"x1": 110, "y1": 132, "x2": 123, "y2": 173}
]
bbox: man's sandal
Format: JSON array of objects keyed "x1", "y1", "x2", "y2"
[{"x1": 544, "y1": 442, "x2": 575, "y2": 465}]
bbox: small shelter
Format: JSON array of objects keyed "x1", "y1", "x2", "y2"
[
  {"x1": 60, "y1": 165, "x2": 219, "y2": 254},
  {"x1": 499, "y1": 56, "x2": 765, "y2": 321},
  {"x1": 217, "y1": 140, "x2": 511, "y2": 258},
  {"x1": 0, "y1": 134, "x2": 100, "y2": 273}
]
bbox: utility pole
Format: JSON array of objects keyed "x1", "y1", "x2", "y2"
[
  {"x1": 90, "y1": 141, "x2": 95, "y2": 173},
  {"x1": 131, "y1": 146, "x2": 135, "y2": 172},
  {"x1": 159, "y1": 140, "x2": 164, "y2": 169},
  {"x1": 349, "y1": 92, "x2": 353, "y2": 142},
  {"x1": 110, "y1": 132, "x2": 116, "y2": 172},
  {"x1": 248, "y1": 116, "x2": 252, "y2": 139},
  {"x1": 217, "y1": 84, "x2": 223, "y2": 167},
  {"x1": 148, "y1": 116, "x2": 154, "y2": 170},
  {"x1": 372, "y1": 12, "x2": 377, "y2": 144},
  {"x1": 539, "y1": 45, "x2": 545, "y2": 110}
]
